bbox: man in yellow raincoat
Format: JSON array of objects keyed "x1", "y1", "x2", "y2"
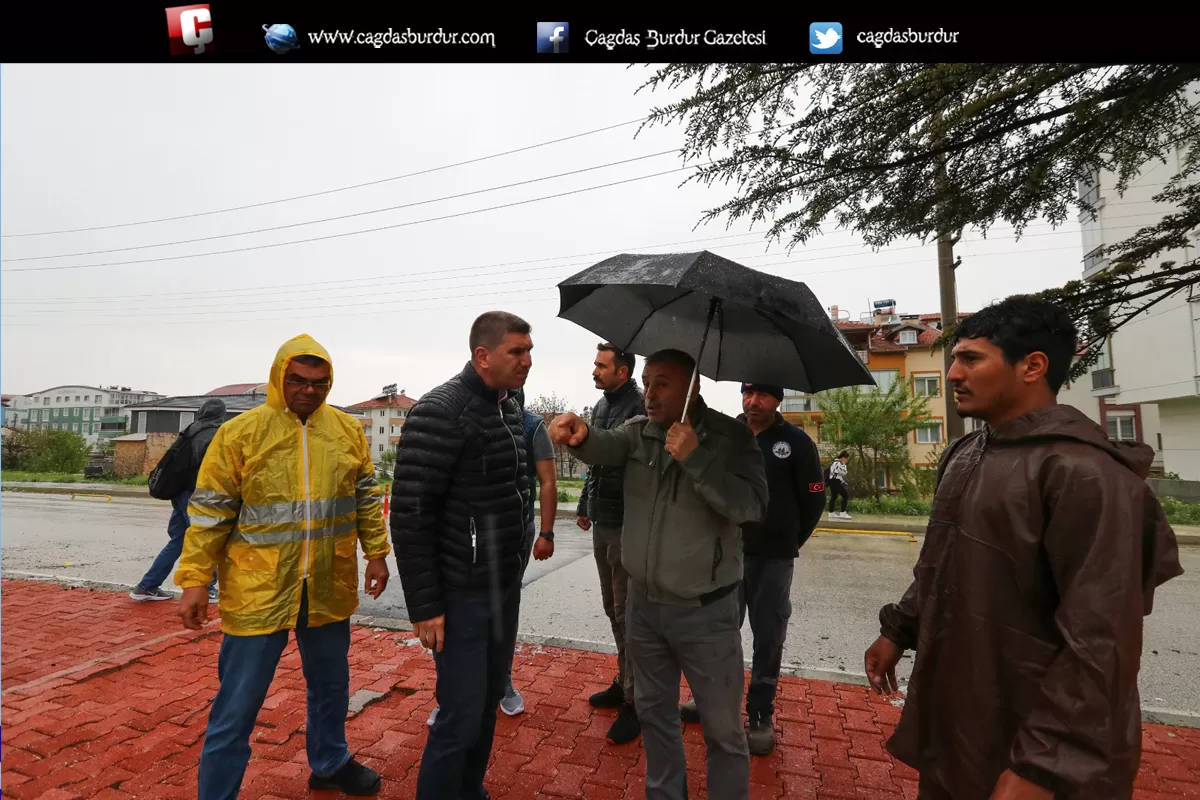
[{"x1": 175, "y1": 334, "x2": 392, "y2": 800}]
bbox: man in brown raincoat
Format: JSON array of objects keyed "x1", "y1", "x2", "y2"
[{"x1": 864, "y1": 295, "x2": 1184, "y2": 800}]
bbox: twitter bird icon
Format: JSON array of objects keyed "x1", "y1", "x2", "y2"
[{"x1": 809, "y1": 22, "x2": 843, "y2": 54}]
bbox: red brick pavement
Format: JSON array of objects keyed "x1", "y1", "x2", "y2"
[{"x1": 3, "y1": 578, "x2": 1200, "y2": 799}]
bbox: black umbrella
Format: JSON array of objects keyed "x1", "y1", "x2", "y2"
[{"x1": 557, "y1": 250, "x2": 875, "y2": 419}]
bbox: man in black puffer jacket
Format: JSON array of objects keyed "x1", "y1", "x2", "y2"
[
  {"x1": 577, "y1": 342, "x2": 646, "y2": 745},
  {"x1": 391, "y1": 311, "x2": 533, "y2": 800}
]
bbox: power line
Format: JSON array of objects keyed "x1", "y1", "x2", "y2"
[
  {"x1": 1, "y1": 117, "x2": 648, "y2": 238},
  {"x1": 4, "y1": 230, "x2": 1085, "y2": 315},
  {"x1": 1, "y1": 163, "x2": 707, "y2": 274},
  {"x1": 3, "y1": 214, "x2": 1158, "y2": 308},
  {"x1": 5, "y1": 149, "x2": 682, "y2": 263},
  {"x1": 0, "y1": 231, "x2": 767, "y2": 304},
  {"x1": 0, "y1": 242, "x2": 1084, "y2": 325}
]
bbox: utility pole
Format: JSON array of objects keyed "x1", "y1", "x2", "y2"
[
  {"x1": 932, "y1": 103, "x2": 966, "y2": 444},
  {"x1": 937, "y1": 231, "x2": 965, "y2": 444}
]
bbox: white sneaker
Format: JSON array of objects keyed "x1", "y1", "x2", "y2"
[
  {"x1": 427, "y1": 705, "x2": 439, "y2": 727},
  {"x1": 500, "y1": 689, "x2": 525, "y2": 716}
]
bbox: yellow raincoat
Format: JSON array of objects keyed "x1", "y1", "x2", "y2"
[{"x1": 175, "y1": 334, "x2": 391, "y2": 636}]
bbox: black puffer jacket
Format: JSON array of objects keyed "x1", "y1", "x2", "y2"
[
  {"x1": 390, "y1": 363, "x2": 530, "y2": 622},
  {"x1": 576, "y1": 380, "x2": 645, "y2": 527}
]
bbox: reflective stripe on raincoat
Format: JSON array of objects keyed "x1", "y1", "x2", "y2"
[{"x1": 174, "y1": 333, "x2": 391, "y2": 636}]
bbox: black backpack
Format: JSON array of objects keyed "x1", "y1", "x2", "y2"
[
  {"x1": 148, "y1": 430, "x2": 198, "y2": 500},
  {"x1": 823, "y1": 461, "x2": 832, "y2": 485}
]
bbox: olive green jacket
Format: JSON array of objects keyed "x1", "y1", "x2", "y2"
[{"x1": 569, "y1": 396, "x2": 768, "y2": 606}]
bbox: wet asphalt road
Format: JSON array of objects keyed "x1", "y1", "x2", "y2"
[{"x1": 3, "y1": 492, "x2": 1198, "y2": 714}]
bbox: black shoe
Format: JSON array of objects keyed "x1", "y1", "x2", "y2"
[
  {"x1": 606, "y1": 702, "x2": 641, "y2": 745},
  {"x1": 589, "y1": 679, "x2": 625, "y2": 708},
  {"x1": 746, "y1": 715, "x2": 776, "y2": 756},
  {"x1": 309, "y1": 758, "x2": 381, "y2": 796}
]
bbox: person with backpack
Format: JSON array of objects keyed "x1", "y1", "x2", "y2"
[
  {"x1": 828, "y1": 451, "x2": 851, "y2": 520},
  {"x1": 130, "y1": 398, "x2": 226, "y2": 603}
]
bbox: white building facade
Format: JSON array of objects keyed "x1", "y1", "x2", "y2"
[
  {"x1": 1064, "y1": 94, "x2": 1199, "y2": 478},
  {"x1": 10, "y1": 385, "x2": 163, "y2": 447}
]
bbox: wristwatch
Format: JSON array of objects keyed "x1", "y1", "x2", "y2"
[{"x1": 538, "y1": 530, "x2": 555, "y2": 542}]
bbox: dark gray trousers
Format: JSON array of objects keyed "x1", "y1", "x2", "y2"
[
  {"x1": 738, "y1": 556, "x2": 794, "y2": 720},
  {"x1": 593, "y1": 524, "x2": 632, "y2": 698},
  {"x1": 628, "y1": 582, "x2": 749, "y2": 800}
]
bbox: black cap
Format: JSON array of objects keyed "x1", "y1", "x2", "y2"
[{"x1": 741, "y1": 383, "x2": 784, "y2": 401}]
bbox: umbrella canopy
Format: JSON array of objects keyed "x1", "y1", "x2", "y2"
[{"x1": 557, "y1": 250, "x2": 875, "y2": 393}]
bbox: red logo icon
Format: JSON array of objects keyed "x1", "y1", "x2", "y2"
[
  {"x1": 165, "y1": 5, "x2": 214, "y2": 56},
  {"x1": 809, "y1": 481, "x2": 825, "y2": 493}
]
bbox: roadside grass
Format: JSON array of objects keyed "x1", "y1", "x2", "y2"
[{"x1": 2, "y1": 471, "x2": 149, "y2": 485}]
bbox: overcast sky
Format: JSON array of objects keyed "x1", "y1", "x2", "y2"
[{"x1": 2, "y1": 64, "x2": 1096, "y2": 416}]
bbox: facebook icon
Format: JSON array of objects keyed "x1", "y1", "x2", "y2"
[{"x1": 536, "y1": 22, "x2": 569, "y2": 53}]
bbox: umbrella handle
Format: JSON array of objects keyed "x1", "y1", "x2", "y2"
[{"x1": 681, "y1": 298, "x2": 719, "y2": 423}]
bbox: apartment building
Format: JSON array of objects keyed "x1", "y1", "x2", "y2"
[
  {"x1": 1057, "y1": 104, "x2": 1199, "y2": 478},
  {"x1": 346, "y1": 386, "x2": 418, "y2": 461},
  {"x1": 10, "y1": 384, "x2": 163, "y2": 446},
  {"x1": 781, "y1": 302, "x2": 979, "y2": 489}
]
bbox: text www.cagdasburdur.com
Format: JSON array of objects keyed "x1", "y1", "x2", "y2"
[{"x1": 307, "y1": 28, "x2": 497, "y2": 49}]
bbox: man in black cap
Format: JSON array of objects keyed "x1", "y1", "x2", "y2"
[{"x1": 680, "y1": 383, "x2": 825, "y2": 755}]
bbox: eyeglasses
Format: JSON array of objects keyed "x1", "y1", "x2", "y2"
[{"x1": 285, "y1": 377, "x2": 331, "y2": 391}]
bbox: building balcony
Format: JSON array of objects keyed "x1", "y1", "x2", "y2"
[
  {"x1": 99, "y1": 415, "x2": 126, "y2": 424},
  {"x1": 1091, "y1": 368, "x2": 1121, "y2": 397}
]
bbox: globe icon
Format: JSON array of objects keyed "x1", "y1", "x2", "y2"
[{"x1": 263, "y1": 24, "x2": 299, "y2": 55}]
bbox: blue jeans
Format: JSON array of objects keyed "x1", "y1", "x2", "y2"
[
  {"x1": 416, "y1": 584, "x2": 521, "y2": 799},
  {"x1": 197, "y1": 586, "x2": 352, "y2": 800},
  {"x1": 137, "y1": 489, "x2": 216, "y2": 593}
]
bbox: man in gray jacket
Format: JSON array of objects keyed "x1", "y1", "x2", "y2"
[
  {"x1": 549, "y1": 348, "x2": 768, "y2": 800},
  {"x1": 577, "y1": 342, "x2": 646, "y2": 745}
]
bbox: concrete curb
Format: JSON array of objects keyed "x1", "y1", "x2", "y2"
[
  {"x1": 2, "y1": 484, "x2": 153, "y2": 499},
  {"x1": 7, "y1": 569, "x2": 1199, "y2": 729},
  {"x1": 1, "y1": 484, "x2": 583, "y2": 519},
  {"x1": 815, "y1": 520, "x2": 1200, "y2": 547}
]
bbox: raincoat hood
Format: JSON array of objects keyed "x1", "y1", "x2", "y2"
[
  {"x1": 195, "y1": 398, "x2": 226, "y2": 425},
  {"x1": 267, "y1": 334, "x2": 334, "y2": 414},
  {"x1": 989, "y1": 403, "x2": 1155, "y2": 478}
]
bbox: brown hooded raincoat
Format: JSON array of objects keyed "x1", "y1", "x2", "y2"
[{"x1": 880, "y1": 405, "x2": 1183, "y2": 799}]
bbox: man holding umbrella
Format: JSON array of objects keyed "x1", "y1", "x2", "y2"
[
  {"x1": 552, "y1": 249, "x2": 876, "y2": 798},
  {"x1": 549, "y1": 348, "x2": 768, "y2": 800}
]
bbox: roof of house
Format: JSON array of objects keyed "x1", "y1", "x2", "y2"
[
  {"x1": 206, "y1": 383, "x2": 267, "y2": 396},
  {"x1": 1, "y1": 394, "x2": 12, "y2": 405},
  {"x1": 347, "y1": 393, "x2": 417, "y2": 411},
  {"x1": 918, "y1": 312, "x2": 973, "y2": 323},
  {"x1": 124, "y1": 394, "x2": 268, "y2": 413},
  {"x1": 124, "y1": 394, "x2": 355, "y2": 415},
  {"x1": 24, "y1": 385, "x2": 161, "y2": 397},
  {"x1": 868, "y1": 335, "x2": 907, "y2": 353}
]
